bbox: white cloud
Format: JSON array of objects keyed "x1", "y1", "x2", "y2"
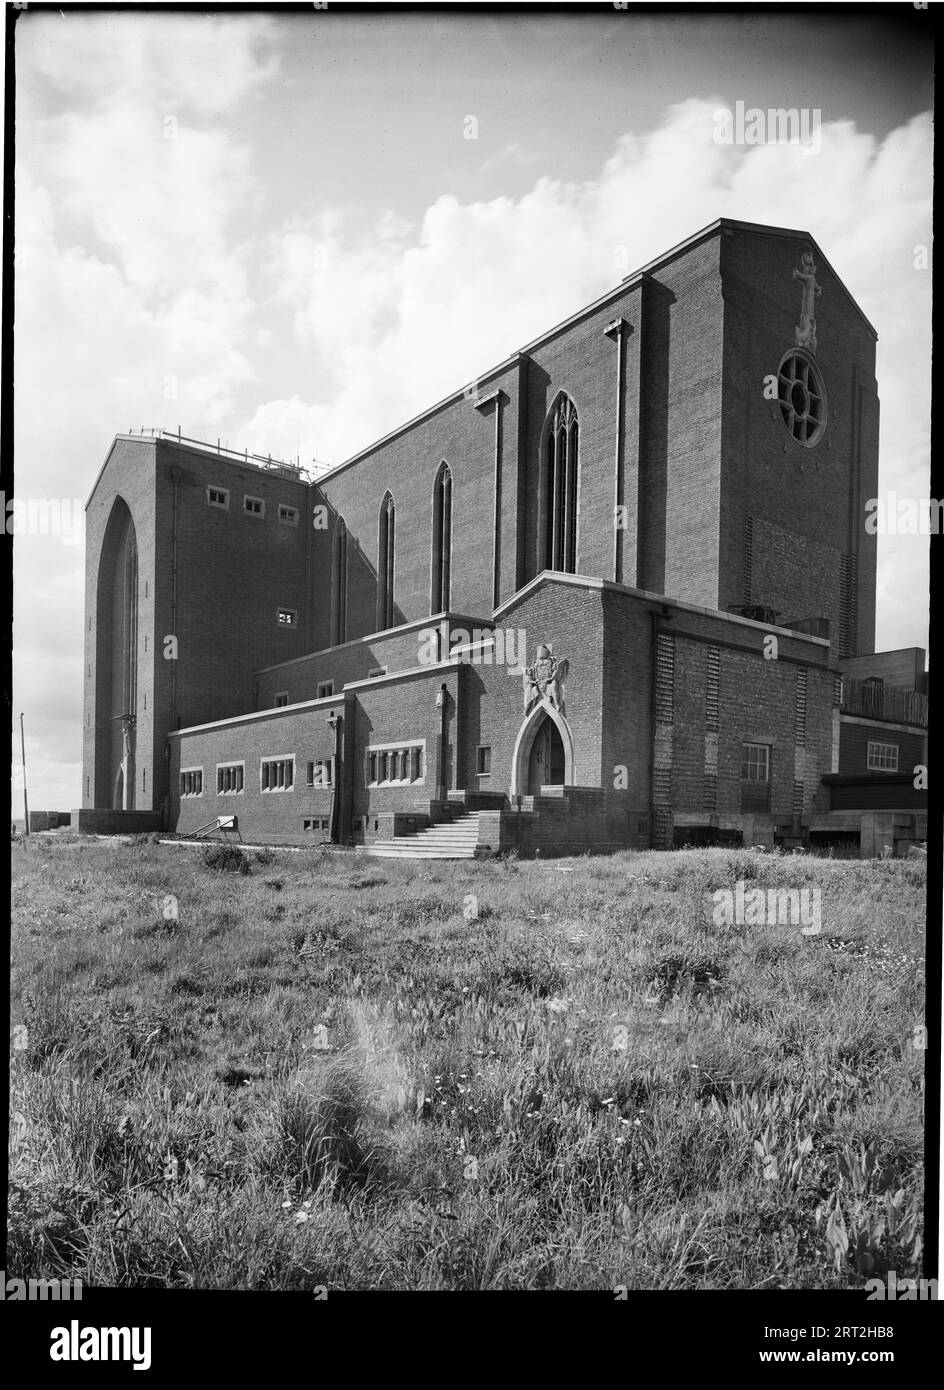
[
  {"x1": 18, "y1": 11, "x2": 278, "y2": 114},
  {"x1": 13, "y1": 14, "x2": 279, "y2": 809}
]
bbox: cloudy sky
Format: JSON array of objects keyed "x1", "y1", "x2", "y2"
[{"x1": 11, "y1": 6, "x2": 933, "y2": 812}]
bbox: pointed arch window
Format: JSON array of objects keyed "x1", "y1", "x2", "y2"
[
  {"x1": 543, "y1": 395, "x2": 579, "y2": 573},
  {"x1": 331, "y1": 517, "x2": 348, "y2": 646},
  {"x1": 431, "y1": 462, "x2": 453, "y2": 613},
  {"x1": 377, "y1": 492, "x2": 396, "y2": 630}
]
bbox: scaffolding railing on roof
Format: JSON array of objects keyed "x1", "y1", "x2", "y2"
[{"x1": 121, "y1": 427, "x2": 332, "y2": 482}]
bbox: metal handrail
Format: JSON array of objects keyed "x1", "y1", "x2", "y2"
[{"x1": 122, "y1": 427, "x2": 332, "y2": 481}]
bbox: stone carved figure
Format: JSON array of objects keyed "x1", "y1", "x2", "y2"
[
  {"x1": 523, "y1": 643, "x2": 569, "y2": 717},
  {"x1": 793, "y1": 250, "x2": 821, "y2": 354}
]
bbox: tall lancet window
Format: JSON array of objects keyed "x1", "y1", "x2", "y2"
[
  {"x1": 543, "y1": 394, "x2": 579, "y2": 573},
  {"x1": 377, "y1": 491, "x2": 396, "y2": 630},
  {"x1": 431, "y1": 462, "x2": 453, "y2": 613},
  {"x1": 331, "y1": 517, "x2": 348, "y2": 646}
]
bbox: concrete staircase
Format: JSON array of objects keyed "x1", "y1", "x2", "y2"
[{"x1": 358, "y1": 811, "x2": 482, "y2": 859}]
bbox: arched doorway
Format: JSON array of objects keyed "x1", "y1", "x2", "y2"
[
  {"x1": 527, "y1": 716, "x2": 565, "y2": 794},
  {"x1": 510, "y1": 699, "x2": 574, "y2": 797}
]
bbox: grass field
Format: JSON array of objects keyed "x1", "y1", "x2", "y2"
[{"x1": 8, "y1": 836, "x2": 927, "y2": 1290}]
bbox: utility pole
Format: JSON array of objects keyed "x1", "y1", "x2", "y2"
[{"x1": 20, "y1": 712, "x2": 29, "y2": 836}]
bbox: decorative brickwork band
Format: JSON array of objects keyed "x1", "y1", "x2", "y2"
[
  {"x1": 705, "y1": 646, "x2": 720, "y2": 730},
  {"x1": 743, "y1": 516, "x2": 753, "y2": 607},
  {"x1": 839, "y1": 553, "x2": 858, "y2": 658},
  {"x1": 652, "y1": 807, "x2": 673, "y2": 847},
  {"x1": 795, "y1": 667, "x2": 808, "y2": 747},
  {"x1": 703, "y1": 645, "x2": 720, "y2": 811},
  {"x1": 654, "y1": 632, "x2": 675, "y2": 724},
  {"x1": 652, "y1": 632, "x2": 675, "y2": 848}
]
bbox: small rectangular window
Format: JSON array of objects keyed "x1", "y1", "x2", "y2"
[
  {"x1": 278, "y1": 503, "x2": 299, "y2": 526},
  {"x1": 476, "y1": 746, "x2": 491, "y2": 776},
  {"x1": 317, "y1": 680, "x2": 334, "y2": 699},
  {"x1": 180, "y1": 768, "x2": 203, "y2": 797},
  {"x1": 867, "y1": 741, "x2": 899, "y2": 772},
  {"x1": 740, "y1": 743, "x2": 770, "y2": 783},
  {"x1": 368, "y1": 666, "x2": 387, "y2": 679},
  {"x1": 207, "y1": 486, "x2": 229, "y2": 509},
  {"x1": 261, "y1": 756, "x2": 294, "y2": 792},
  {"x1": 244, "y1": 495, "x2": 265, "y2": 517},
  {"x1": 277, "y1": 608, "x2": 297, "y2": 627},
  {"x1": 217, "y1": 763, "x2": 245, "y2": 795},
  {"x1": 274, "y1": 692, "x2": 289, "y2": 708}
]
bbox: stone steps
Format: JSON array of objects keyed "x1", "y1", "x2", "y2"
[{"x1": 358, "y1": 812, "x2": 482, "y2": 859}]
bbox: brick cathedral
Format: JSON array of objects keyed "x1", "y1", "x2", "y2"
[{"x1": 78, "y1": 218, "x2": 927, "y2": 857}]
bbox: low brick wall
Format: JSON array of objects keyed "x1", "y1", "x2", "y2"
[
  {"x1": 71, "y1": 809, "x2": 164, "y2": 835},
  {"x1": 28, "y1": 811, "x2": 73, "y2": 831},
  {"x1": 479, "y1": 787, "x2": 649, "y2": 856}
]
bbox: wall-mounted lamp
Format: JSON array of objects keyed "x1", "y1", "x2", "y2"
[{"x1": 435, "y1": 686, "x2": 446, "y2": 708}]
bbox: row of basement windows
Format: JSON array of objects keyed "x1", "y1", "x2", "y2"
[
  {"x1": 206, "y1": 486, "x2": 299, "y2": 526},
  {"x1": 180, "y1": 742, "x2": 429, "y2": 798}
]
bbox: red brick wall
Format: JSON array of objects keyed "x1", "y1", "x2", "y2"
[
  {"x1": 255, "y1": 615, "x2": 490, "y2": 709},
  {"x1": 171, "y1": 668, "x2": 463, "y2": 845},
  {"x1": 484, "y1": 579, "x2": 606, "y2": 790},
  {"x1": 171, "y1": 696, "x2": 343, "y2": 844},
  {"x1": 316, "y1": 361, "x2": 521, "y2": 634},
  {"x1": 838, "y1": 719, "x2": 925, "y2": 777},
  {"x1": 650, "y1": 238, "x2": 726, "y2": 605},
  {"x1": 718, "y1": 226, "x2": 879, "y2": 654}
]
